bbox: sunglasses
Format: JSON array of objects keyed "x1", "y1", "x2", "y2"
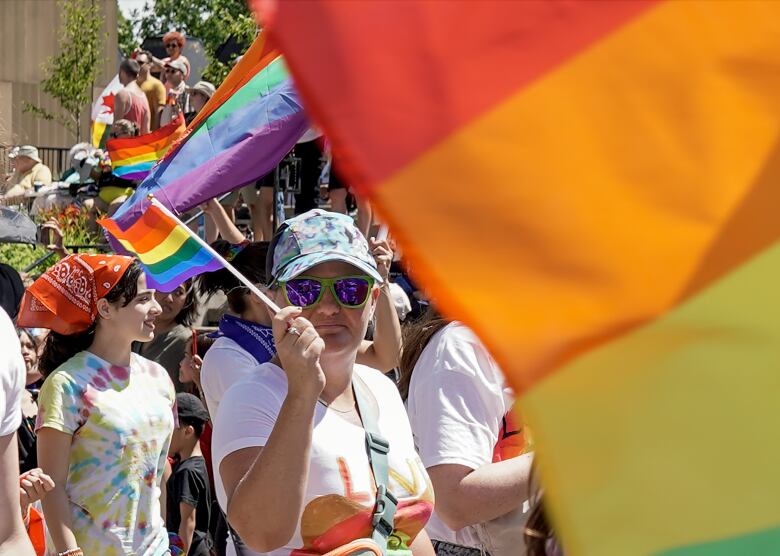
[
  {"x1": 165, "y1": 43, "x2": 179, "y2": 49},
  {"x1": 282, "y1": 275, "x2": 374, "y2": 309}
]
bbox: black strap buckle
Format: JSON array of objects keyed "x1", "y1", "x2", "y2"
[{"x1": 372, "y1": 484, "x2": 398, "y2": 538}]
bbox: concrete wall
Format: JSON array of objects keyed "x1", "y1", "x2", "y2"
[{"x1": 0, "y1": 0, "x2": 118, "y2": 153}]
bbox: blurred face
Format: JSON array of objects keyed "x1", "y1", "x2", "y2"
[
  {"x1": 275, "y1": 261, "x2": 379, "y2": 360},
  {"x1": 165, "y1": 41, "x2": 181, "y2": 58},
  {"x1": 168, "y1": 421, "x2": 196, "y2": 457},
  {"x1": 165, "y1": 67, "x2": 183, "y2": 86},
  {"x1": 18, "y1": 331, "x2": 41, "y2": 385},
  {"x1": 179, "y1": 351, "x2": 199, "y2": 385},
  {"x1": 154, "y1": 282, "x2": 189, "y2": 326},
  {"x1": 15, "y1": 156, "x2": 36, "y2": 174},
  {"x1": 98, "y1": 273, "x2": 162, "y2": 343},
  {"x1": 190, "y1": 90, "x2": 208, "y2": 113}
]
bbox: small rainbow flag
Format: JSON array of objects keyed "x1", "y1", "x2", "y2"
[
  {"x1": 99, "y1": 201, "x2": 221, "y2": 292},
  {"x1": 106, "y1": 114, "x2": 186, "y2": 181}
]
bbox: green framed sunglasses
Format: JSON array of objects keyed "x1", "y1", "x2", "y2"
[{"x1": 281, "y1": 275, "x2": 375, "y2": 309}]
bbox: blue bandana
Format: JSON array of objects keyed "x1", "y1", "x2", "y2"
[{"x1": 212, "y1": 314, "x2": 276, "y2": 365}]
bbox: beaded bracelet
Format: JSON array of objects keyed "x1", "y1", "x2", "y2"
[{"x1": 58, "y1": 548, "x2": 84, "y2": 556}]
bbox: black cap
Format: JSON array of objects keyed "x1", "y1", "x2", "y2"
[
  {"x1": 176, "y1": 393, "x2": 210, "y2": 423},
  {"x1": 0, "y1": 263, "x2": 24, "y2": 321}
]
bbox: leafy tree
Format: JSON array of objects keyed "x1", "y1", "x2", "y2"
[
  {"x1": 24, "y1": 0, "x2": 106, "y2": 142},
  {"x1": 130, "y1": 0, "x2": 257, "y2": 86},
  {"x1": 118, "y1": 10, "x2": 137, "y2": 58}
]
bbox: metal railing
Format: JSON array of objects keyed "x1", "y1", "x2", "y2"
[
  {"x1": 37, "y1": 147, "x2": 70, "y2": 179},
  {"x1": 1, "y1": 146, "x2": 70, "y2": 179}
]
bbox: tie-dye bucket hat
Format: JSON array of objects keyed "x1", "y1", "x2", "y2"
[{"x1": 266, "y1": 209, "x2": 383, "y2": 285}]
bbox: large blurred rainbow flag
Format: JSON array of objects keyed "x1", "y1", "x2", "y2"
[
  {"x1": 106, "y1": 32, "x2": 308, "y2": 237},
  {"x1": 106, "y1": 114, "x2": 186, "y2": 181},
  {"x1": 262, "y1": 1, "x2": 780, "y2": 554}
]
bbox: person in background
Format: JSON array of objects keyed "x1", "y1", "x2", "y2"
[
  {"x1": 18, "y1": 254, "x2": 175, "y2": 556},
  {"x1": 114, "y1": 59, "x2": 151, "y2": 135},
  {"x1": 17, "y1": 328, "x2": 41, "y2": 474},
  {"x1": 136, "y1": 279, "x2": 200, "y2": 392},
  {"x1": 136, "y1": 50, "x2": 167, "y2": 131},
  {"x1": 186, "y1": 81, "x2": 215, "y2": 126},
  {"x1": 401, "y1": 311, "x2": 533, "y2": 556},
  {"x1": 1, "y1": 146, "x2": 52, "y2": 200},
  {"x1": 160, "y1": 60, "x2": 189, "y2": 126},
  {"x1": 168, "y1": 393, "x2": 213, "y2": 556}
]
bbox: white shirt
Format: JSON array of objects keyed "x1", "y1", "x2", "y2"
[
  {"x1": 405, "y1": 322, "x2": 512, "y2": 547},
  {"x1": 0, "y1": 308, "x2": 25, "y2": 436},
  {"x1": 213, "y1": 363, "x2": 434, "y2": 556},
  {"x1": 200, "y1": 336, "x2": 258, "y2": 419}
]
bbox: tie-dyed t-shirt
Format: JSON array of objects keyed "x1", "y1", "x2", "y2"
[
  {"x1": 212, "y1": 363, "x2": 434, "y2": 556},
  {"x1": 36, "y1": 351, "x2": 175, "y2": 556}
]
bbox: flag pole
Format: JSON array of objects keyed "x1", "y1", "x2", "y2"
[{"x1": 147, "y1": 194, "x2": 282, "y2": 314}]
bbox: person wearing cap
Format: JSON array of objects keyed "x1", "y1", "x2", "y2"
[
  {"x1": 135, "y1": 50, "x2": 167, "y2": 131},
  {"x1": 213, "y1": 210, "x2": 434, "y2": 556},
  {"x1": 1, "y1": 146, "x2": 52, "y2": 201},
  {"x1": 161, "y1": 59, "x2": 190, "y2": 127},
  {"x1": 167, "y1": 393, "x2": 212, "y2": 556},
  {"x1": 185, "y1": 81, "x2": 215, "y2": 126},
  {"x1": 17, "y1": 254, "x2": 176, "y2": 556}
]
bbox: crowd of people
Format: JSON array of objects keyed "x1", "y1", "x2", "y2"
[{"x1": 0, "y1": 29, "x2": 550, "y2": 556}]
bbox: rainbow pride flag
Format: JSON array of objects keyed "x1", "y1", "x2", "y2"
[
  {"x1": 99, "y1": 202, "x2": 221, "y2": 292},
  {"x1": 107, "y1": 32, "x2": 308, "y2": 234},
  {"x1": 263, "y1": 1, "x2": 780, "y2": 554},
  {"x1": 106, "y1": 114, "x2": 186, "y2": 181}
]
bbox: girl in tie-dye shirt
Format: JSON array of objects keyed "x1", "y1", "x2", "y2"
[{"x1": 18, "y1": 255, "x2": 175, "y2": 556}]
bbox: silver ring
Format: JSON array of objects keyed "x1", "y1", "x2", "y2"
[{"x1": 287, "y1": 326, "x2": 301, "y2": 336}]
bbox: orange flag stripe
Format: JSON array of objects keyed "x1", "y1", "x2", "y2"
[{"x1": 265, "y1": 0, "x2": 657, "y2": 191}]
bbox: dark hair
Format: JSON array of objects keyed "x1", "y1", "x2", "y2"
[
  {"x1": 173, "y1": 279, "x2": 199, "y2": 327},
  {"x1": 194, "y1": 331, "x2": 216, "y2": 358},
  {"x1": 397, "y1": 307, "x2": 449, "y2": 401},
  {"x1": 180, "y1": 416, "x2": 204, "y2": 437},
  {"x1": 197, "y1": 241, "x2": 269, "y2": 314},
  {"x1": 39, "y1": 260, "x2": 143, "y2": 378},
  {"x1": 119, "y1": 59, "x2": 140, "y2": 79},
  {"x1": 524, "y1": 467, "x2": 556, "y2": 556}
]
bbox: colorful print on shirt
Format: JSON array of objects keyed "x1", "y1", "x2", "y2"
[{"x1": 36, "y1": 351, "x2": 175, "y2": 556}]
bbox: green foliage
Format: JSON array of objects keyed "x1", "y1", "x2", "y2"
[
  {"x1": 131, "y1": 0, "x2": 257, "y2": 86},
  {"x1": 0, "y1": 243, "x2": 49, "y2": 274},
  {"x1": 118, "y1": 10, "x2": 137, "y2": 58},
  {"x1": 0, "y1": 205, "x2": 104, "y2": 275},
  {"x1": 23, "y1": 0, "x2": 106, "y2": 142}
]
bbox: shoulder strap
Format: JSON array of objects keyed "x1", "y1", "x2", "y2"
[{"x1": 353, "y1": 376, "x2": 398, "y2": 553}]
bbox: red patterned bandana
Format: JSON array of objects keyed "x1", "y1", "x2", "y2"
[{"x1": 17, "y1": 254, "x2": 134, "y2": 334}]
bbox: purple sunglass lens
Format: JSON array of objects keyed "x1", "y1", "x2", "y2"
[
  {"x1": 334, "y1": 277, "x2": 371, "y2": 306},
  {"x1": 286, "y1": 279, "x2": 322, "y2": 307}
]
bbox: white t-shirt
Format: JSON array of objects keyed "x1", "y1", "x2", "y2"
[
  {"x1": 405, "y1": 322, "x2": 512, "y2": 548},
  {"x1": 0, "y1": 308, "x2": 25, "y2": 436},
  {"x1": 213, "y1": 363, "x2": 434, "y2": 556},
  {"x1": 200, "y1": 336, "x2": 259, "y2": 419}
]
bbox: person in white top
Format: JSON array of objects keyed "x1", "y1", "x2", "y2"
[
  {"x1": 214, "y1": 209, "x2": 435, "y2": 556},
  {"x1": 0, "y1": 307, "x2": 37, "y2": 554},
  {"x1": 402, "y1": 313, "x2": 534, "y2": 556}
]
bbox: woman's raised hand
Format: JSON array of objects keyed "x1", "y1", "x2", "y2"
[{"x1": 272, "y1": 306, "x2": 326, "y2": 401}]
